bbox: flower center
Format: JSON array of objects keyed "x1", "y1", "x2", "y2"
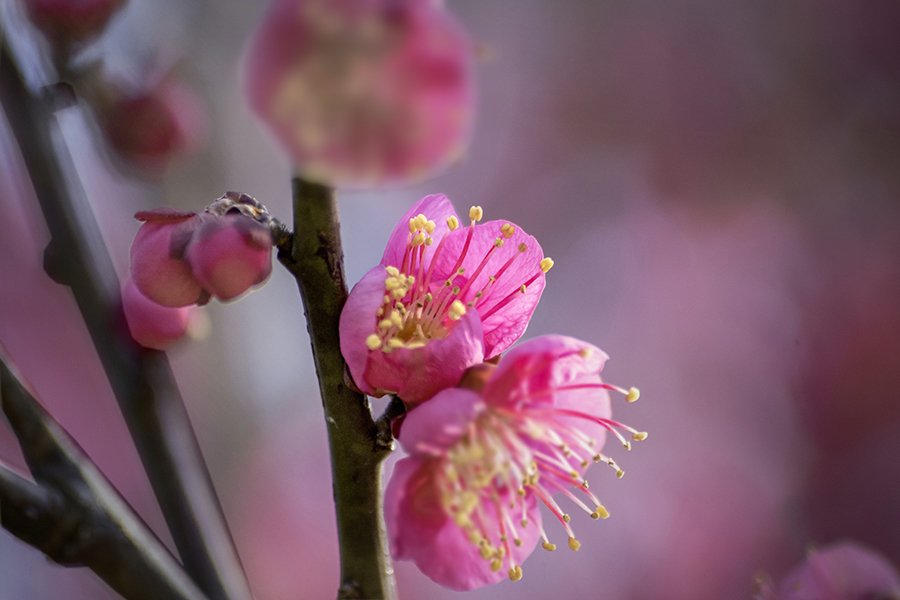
[
  {"x1": 365, "y1": 207, "x2": 553, "y2": 354},
  {"x1": 422, "y1": 383, "x2": 646, "y2": 582}
]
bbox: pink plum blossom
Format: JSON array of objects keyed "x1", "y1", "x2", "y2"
[
  {"x1": 339, "y1": 194, "x2": 550, "y2": 406},
  {"x1": 130, "y1": 192, "x2": 276, "y2": 307},
  {"x1": 120, "y1": 278, "x2": 201, "y2": 350},
  {"x1": 242, "y1": 0, "x2": 474, "y2": 187},
  {"x1": 384, "y1": 335, "x2": 645, "y2": 590},
  {"x1": 101, "y1": 78, "x2": 207, "y2": 173},
  {"x1": 24, "y1": 0, "x2": 124, "y2": 46},
  {"x1": 754, "y1": 542, "x2": 900, "y2": 600}
]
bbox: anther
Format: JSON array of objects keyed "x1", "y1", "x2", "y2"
[
  {"x1": 385, "y1": 266, "x2": 399, "y2": 277},
  {"x1": 494, "y1": 237, "x2": 504, "y2": 248},
  {"x1": 623, "y1": 441, "x2": 632, "y2": 451},
  {"x1": 411, "y1": 233, "x2": 426, "y2": 247},
  {"x1": 447, "y1": 216, "x2": 459, "y2": 230},
  {"x1": 518, "y1": 242, "x2": 527, "y2": 252},
  {"x1": 520, "y1": 285, "x2": 527, "y2": 294},
  {"x1": 592, "y1": 505, "x2": 610, "y2": 519},
  {"x1": 632, "y1": 432, "x2": 648, "y2": 441},
  {"x1": 514, "y1": 538, "x2": 523, "y2": 547},
  {"x1": 469, "y1": 206, "x2": 483, "y2": 222},
  {"x1": 508, "y1": 566, "x2": 523, "y2": 582},
  {"x1": 616, "y1": 469, "x2": 625, "y2": 479},
  {"x1": 626, "y1": 387, "x2": 640, "y2": 402},
  {"x1": 520, "y1": 519, "x2": 528, "y2": 528},
  {"x1": 366, "y1": 334, "x2": 382, "y2": 350},
  {"x1": 425, "y1": 237, "x2": 434, "y2": 246},
  {"x1": 540, "y1": 257, "x2": 554, "y2": 273},
  {"x1": 425, "y1": 220, "x2": 436, "y2": 234},
  {"x1": 449, "y1": 300, "x2": 467, "y2": 320},
  {"x1": 501, "y1": 223, "x2": 516, "y2": 238},
  {"x1": 562, "y1": 514, "x2": 571, "y2": 523},
  {"x1": 490, "y1": 558, "x2": 502, "y2": 572},
  {"x1": 542, "y1": 542, "x2": 557, "y2": 551},
  {"x1": 568, "y1": 537, "x2": 581, "y2": 551}
]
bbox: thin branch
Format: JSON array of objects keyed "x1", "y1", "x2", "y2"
[
  {"x1": 0, "y1": 357, "x2": 209, "y2": 600},
  {"x1": 0, "y1": 36, "x2": 250, "y2": 600},
  {"x1": 278, "y1": 178, "x2": 397, "y2": 600},
  {"x1": 374, "y1": 396, "x2": 407, "y2": 451}
]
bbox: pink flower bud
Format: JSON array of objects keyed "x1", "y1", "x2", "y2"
[
  {"x1": 121, "y1": 278, "x2": 197, "y2": 350},
  {"x1": 184, "y1": 214, "x2": 274, "y2": 302},
  {"x1": 242, "y1": 0, "x2": 474, "y2": 187},
  {"x1": 24, "y1": 0, "x2": 124, "y2": 45},
  {"x1": 130, "y1": 208, "x2": 206, "y2": 307},
  {"x1": 102, "y1": 79, "x2": 207, "y2": 173}
]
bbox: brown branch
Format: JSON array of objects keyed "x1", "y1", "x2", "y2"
[
  {"x1": 277, "y1": 178, "x2": 397, "y2": 600},
  {"x1": 0, "y1": 36, "x2": 250, "y2": 600},
  {"x1": 0, "y1": 357, "x2": 209, "y2": 600}
]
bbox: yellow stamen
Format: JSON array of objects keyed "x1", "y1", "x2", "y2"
[
  {"x1": 508, "y1": 566, "x2": 523, "y2": 582},
  {"x1": 490, "y1": 558, "x2": 502, "y2": 572},
  {"x1": 449, "y1": 300, "x2": 466, "y2": 320},
  {"x1": 425, "y1": 220, "x2": 436, "y2": 234},
  {"x1": 385, "y1": 266, "x2": 399, "y2": 277},
  {"x1": 540, "y1": 257, "x2": 554, "y2": 273},
  {"x1": 632, "y1": 432, "x2": 648, "y2": 441},
  {"x1": 447, "y1": 216, "x2": 459, "y2": 230},
  {"x1": 501, "y1": 223, "x2": 516, "y2": 238},
  {"x1": 542, "y1": 542, "x2": 557, "y2": 551},
  {"x1": 365, "y1": 335, "x2": 382, "y2": 350},
  {"x1": 568, "y1": 537, "x2": 581, "y2": 551},
  {"x1": 591, "y1": 505, "x2": 610, "y2": 520},
  {"x1": 626, "y1": 387, "x2": 640, "y2": 402},
  {"x1": 494, "y1": 237, "x2": 504, "y2": 248},
  {"x1": 411, "y1": 233, "x2": 426, "y2": 247},
  {"x1": 469, "y1": 206, "x2": 483, "y2": 222}
]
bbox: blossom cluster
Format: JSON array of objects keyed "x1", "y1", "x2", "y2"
[
  {"x1": 340, "y1": 194, "x2": 645, "y2": 590},
  {"x1": 124, "y1": 192, "x2": 276, "y2": 349}
]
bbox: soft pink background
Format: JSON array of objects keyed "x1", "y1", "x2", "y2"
[{"x1": 2, "y1": 0, "x2": 899, "y2": 598}]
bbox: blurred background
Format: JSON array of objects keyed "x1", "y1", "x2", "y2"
[{"x1": 2, "y1": 0, "x2": 900, "y2": 599}]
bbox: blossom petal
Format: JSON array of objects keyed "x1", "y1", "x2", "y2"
[
  {"x1": 398, "y1": 388, "x2": 485, "y2": 456},
  {"x1": 339, "y1": 266, "x2": 387, "y2": 396},
  {"x1": 363, "y1": 309, "x2": 485, "y2": 405},
  {"x1": 385, "y1": 457, "x2": 542, "y2": 591},
  {"x1": 381, "y1": 193, "x2": 458, "y2": 269},
  {"x1": 130, "y1": 220, "x2": 204, "y2": 307},
  {"x1": 121, "y1": 278, "x2": 194, "y2": 350},
  {"x1": 484, "y1": 335, "x2": 609, "y2": 409},
  {"x1": 429, "y1": 219, "x2": 546, "y2": 358}
]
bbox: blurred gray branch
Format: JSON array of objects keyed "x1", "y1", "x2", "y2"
[
  {"x1": 0, "y1": 355, "x2": 208, "y2": 600},
  {"x1": 0, "y1": 34, "x2": 250, "y2": 600}
]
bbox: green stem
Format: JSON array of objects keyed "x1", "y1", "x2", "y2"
[{"x1": 278, "y1": 178, "x2": 397, "y2": 600}]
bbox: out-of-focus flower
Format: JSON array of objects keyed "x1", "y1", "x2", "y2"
[
  {"x1": 754, "y1": 542, "x2": 900, "y2": 600},
  {"x1": 120, "y1": 278, "x2": 203, "y2": 350},
  {"x1": 340, "y1": 194, "x2": 549, "y2": 406},
  {"x1": 130, "y1": 192, "x2": 276, "y2": 307},
  {"x1": 24, "y1": 0, "x2": 125, "y2": 46},
  {"x1": 384, "y1": 335, "x2": 644, "y2": 590},
  {"x1": 242, "y1": 0, "x2": 474, "y2": 188},
  {"x1": 100, "y1": 78, "x2": 207, "y2": 173}
]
